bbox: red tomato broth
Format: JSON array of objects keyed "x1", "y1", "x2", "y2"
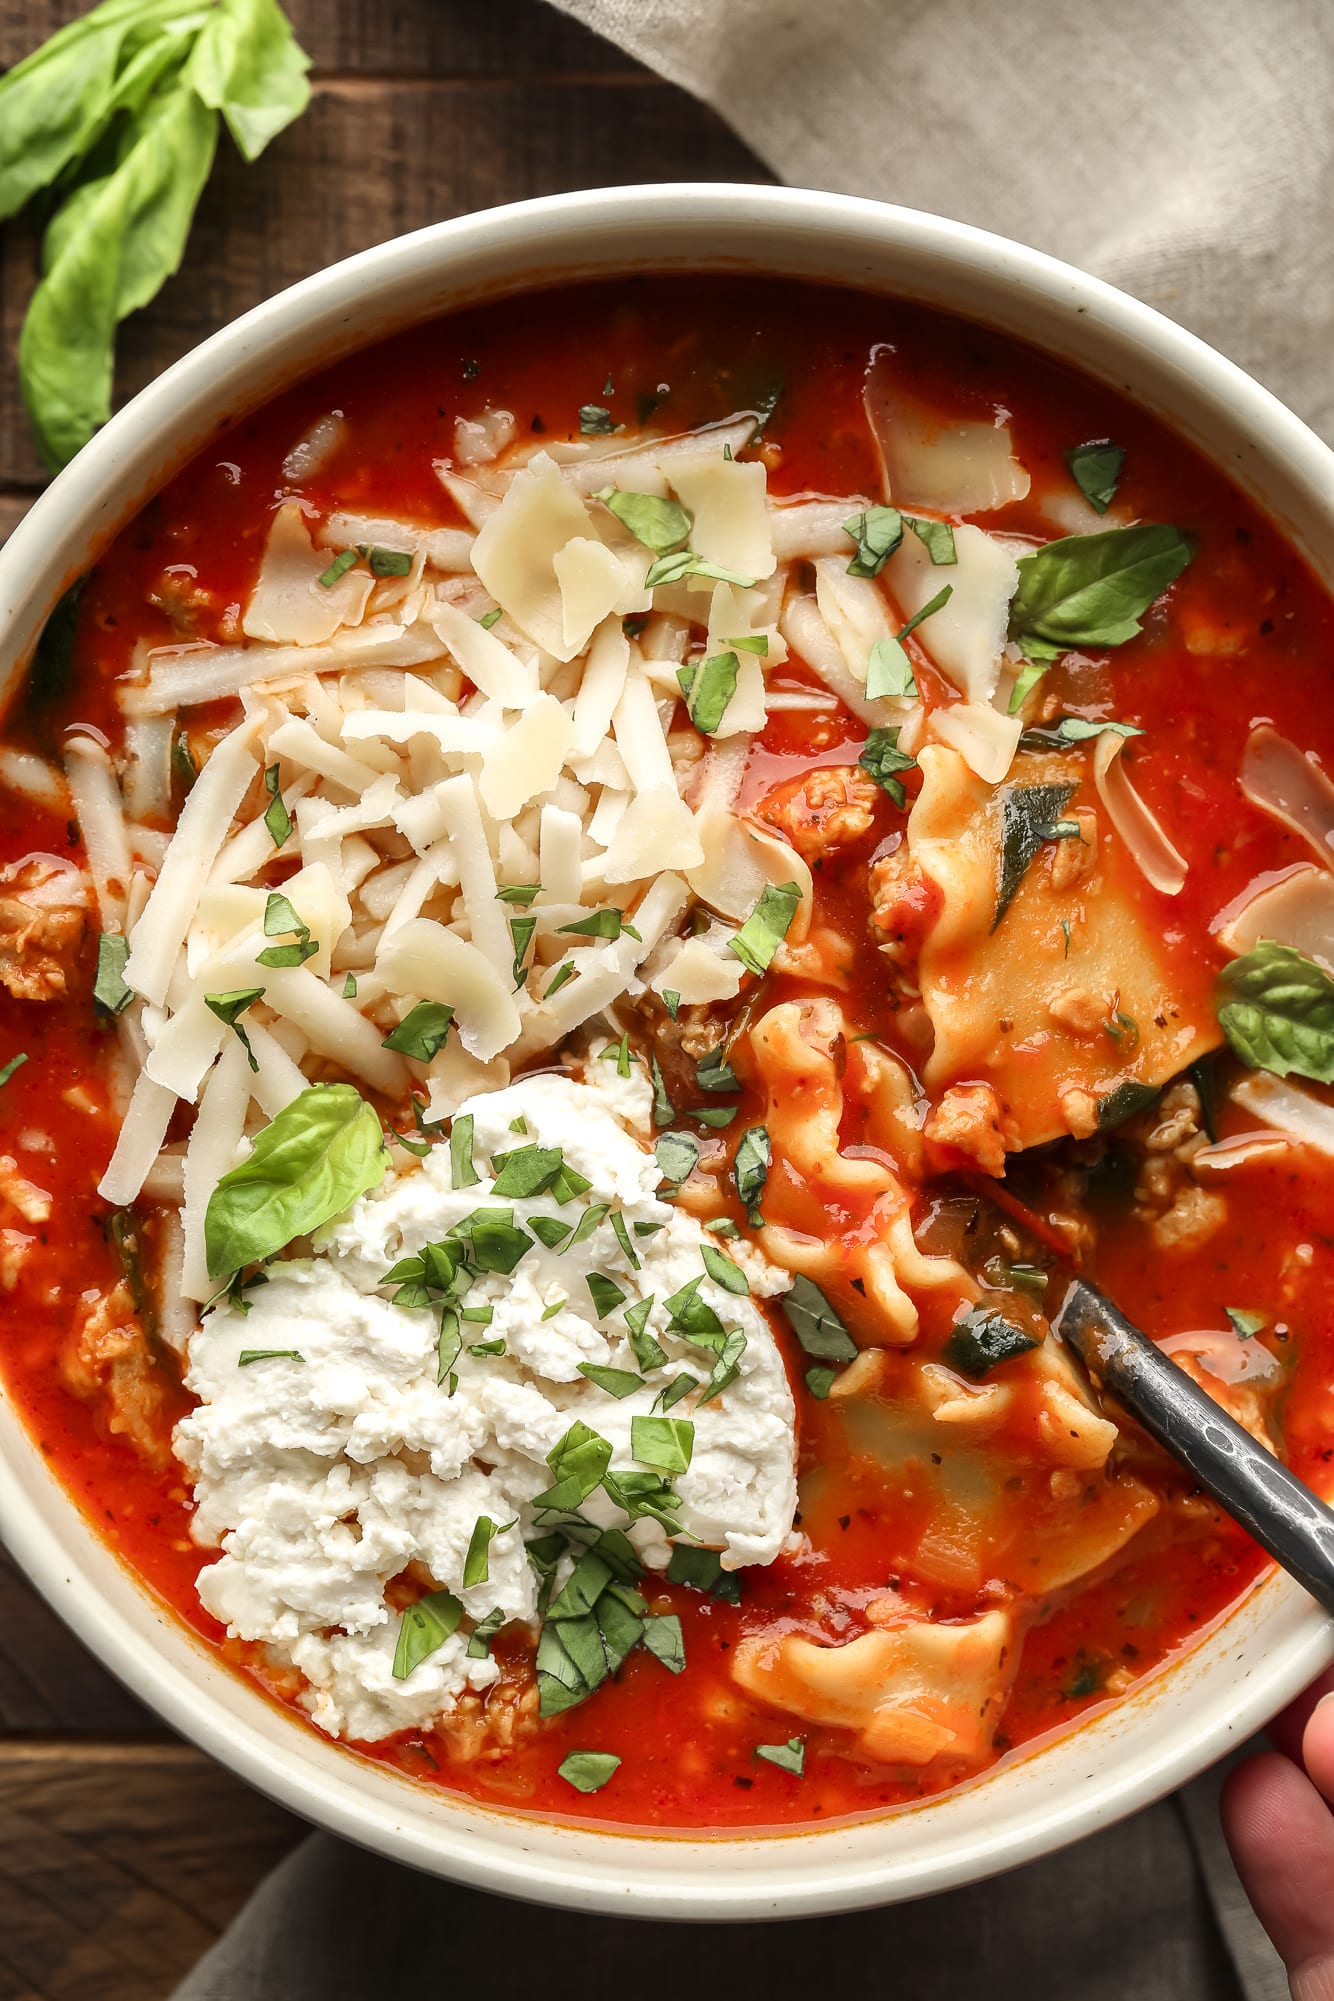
[{"x1": 0, "y1": 274, "x2": 1331, "y2": 1832}]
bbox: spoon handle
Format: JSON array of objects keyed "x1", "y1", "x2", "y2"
[{"x1": 1055, "y1": 1277, "x2": 1334, "y2": 1619}]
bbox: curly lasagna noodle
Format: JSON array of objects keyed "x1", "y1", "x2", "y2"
[{"x1": 1, "y1": 277, "x2": 1332, "y2": 1829}]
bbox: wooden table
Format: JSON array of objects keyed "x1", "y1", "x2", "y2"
[{"x1": 0, "y1": 7, "x2": 767, "y2": 1993}]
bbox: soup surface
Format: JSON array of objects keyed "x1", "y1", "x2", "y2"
[{"x1": 2, "y1": 275, "x2": 1333, "y2": 1832}]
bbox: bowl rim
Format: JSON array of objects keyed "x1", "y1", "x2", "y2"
[{"x1": 1, "y1": 179, "x2": 1332, "y2": 1920}]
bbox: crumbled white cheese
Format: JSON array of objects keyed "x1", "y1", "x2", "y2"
[{"x1": 175, "y1": 1065, "x2": 796, "y2": 1743}]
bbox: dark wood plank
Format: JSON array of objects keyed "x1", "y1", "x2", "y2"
[
  {"x1": 0, "y1": 0, "x2": 637, "y2": 75},
  {"x1": 0, "y1": 1740, "x2": 298, "y2": 2001},
  {"x1": 0, "y1": 1547, "x2": 152, "y2": 1732}
]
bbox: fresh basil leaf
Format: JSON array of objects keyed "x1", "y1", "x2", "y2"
[
  {"x1": 579, "y1": 404, "x2": 616, "y2": 435},
  {"x1": 392, "y1": 1588, "x2": 462, "y2": 1680},
  {"x1": 654, "y1": 1131, "x2": 700, "y2": 1188},
  {"x1": 596, "y1": 487, "x2": 692, "y2": 553},
  {"x1": 1020, "y1": 715, "x2": 1144, "y2": 749},
  {"x1": 727, "y1": 633, "x2": 768, "y2": 655},
  {"x1": 318, "y1": 548, "x2": 358, "y2": 587},
  {"x1": 0, "y1": 1, "x2": 147, "y2": 225},
  {"x1": 559, "y1": 907, "x2": 630, "y2": 940},
  {"x1": 463, "y1": 1514, "x2": 513, "y2": 1589},
  {"x1": 567, "y1": 1200, "x2": 610, "y2": 1250},
  {"x1": 843, "y1": 505, "x2": 903, "y2": 578},
  {"x1": 701, "y1": 1244, "x2": 749, "y2": 1295},
  {"x1": 783, "y1": 1274, "x2": 857, "y2": 1361},
  {"x1": 643, "y1": 550, "x2": 755, "y2": 590},
  {"x1": 1065, "y1": 440, "x2": 1126, "y2": 516},
  {"x1": 631, "y1": 1414, "x2": 694, "y2": 1474},
  {"x1": 341, "y1": 972, "x2": 358, "y2": 1000},
  {"x1": 1010, "y1": 524, "x2": 1192, "y2": 649},
  {"x1": 205, "y1": 985, "x2": 263, "y2": 1071},
  {"x1": 865, "y1": 634, "x2": 917, "y2": 700},
  {"x1": 237, "y1": 1348, "x2": 303, "y2": 1365},
  {"x1": 690, "y1": 1104, "x2": 738, "y2": 1129},
  {"x1": 649, "y1": 1054, "x2": 674, "y2": 1129},
  {"x1": 609, "y1": 1209, "x2": 641, "y2": 1271},
  {"x1": 495, "y1": 882, "x2": 540, "y2": 905},
  {"x1": 642, "y1": 1612, "x2": 686, "y2": 1674},
  {"x1": 558, "y1": 1750, "x2": 621, "y2": 1793},
  {"x1": 804, "y1": 1364, "x2": 836, "y2": 1399},
  {"x1": 490, "y1": 1144, "x2": 563, "y2": 1200},
  {"x1": 509, "y1": 913, "x2": 536, "y2": 989},
  {"x1": 654, "y1": 1372, "x2": 695, "y2": 1412},
  {"x1": 468, "y1": 1217, "x2": 532, "y2": 1275},
  {"x1": 678, "y1": 651, "x2": 740, "y2": 735},
  {"x1": 1226, "y1": 1308, "x2": 1267, "y2": 1339},
  {"x1": 185, "y1": 0, "x2": 311, "y2": 161},
  {"x1": 1217, "y1": 941, "x2": 1334, "y2": 1084},
  {"x1": 600, "y1": 1031, "x2": 634, "y2": 1076},
  {"x1": 94, "y1": 931, "x2": 133, "y2": 1013},
  {"x1": 534, "y1": 1420, "x2": 613, "y2": 1512},
  {"x1": 755, "y1": 1737, "x2": 805, "y2": 1775},
  {"x1": 698, "y1": 1325, "x2": 747, "y2": 1405},
  {"x1": 624, "y1": 1296, "x2": 666, "y2": 1373},
  {"x1": 204, "y1": 1082, "x2": 385, "y2": 1277},
  {"x1": 256, "y1": 889, "x2": 315, "y2": 967},
  {"x1": 993, "y1": 782, "x2": 1076, "y2": 931},
  {"x1": 543, "y1": 960, "x2": 575, "y2": 998},
  {"x1": 663, "y1": 1276, "x2": 725, "y2": 1343},
  {"x1": 0, "y1": 1054, "x2": 28, "y2": 1090},
  {"x1": 729, "y1": 879, "x2": 802, "y2": 977},
  {"x1": 381, "y1": 1000, "x2": 453, "y2": 1061},
  {"x1": 260, "y1": 762, "x2": 292, "y2": 847},
  {"x1": 577, "y1": 1364, "x2": 645, "y2": 1399},
  {"x1": 695, "y1": 1048, "x2": 741, "y2": 1094},
  {"x1": 1007, "y1": 651, "x2": 1055, "y2": 716},
  {"x1": 466, "y1": 1607, "x2": 506, "y2": 1658},
  {"x1": 448, "y1": 1112, "x2": 480, "y2": 1190},
  {"x1": 666, "y1": 1544, "x2": 741, "y2": 1603},
  {"x1": 858, "y1": 724, "x2": 917, "y2": 808},
  {"x1": 662, "y1": 989, "x2": 681, "y2": 1022},
  {"x1": 943, "y1": 1306, "x2": 1039, "y2": 1379},
  {"x1": 904, "y1": 516, "x2": 957, "y2": 565},
  {"x1": 478, "y1": 607, "x2": 502, "y2": 629},
  {"x1": 586, "y1": 1272, "x2": 627, "y2": 1319},
  {"x1": 897, "y1": 583, "x2": 953, "y2": 641},
  {"x1": 733, "y1": 1124, "x2": 770, "y2": 1226},
  {"x1": 529, "y1": 1218, "x2": 570, "y2": 1251}
]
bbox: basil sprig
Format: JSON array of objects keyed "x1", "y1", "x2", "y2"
[
  {"x1": 203, "y1": 1082, "x2": 385, "y2": 1278},
  {"x1": 1217, "y1": 941, "x2": 1334, "y2": 1084},
  {"x1": 3, "y1": 0, "x2": 311, "y2": 470},
  {"x1": 1009, "y1": 524, "x2": 1192, "y2": 650}
]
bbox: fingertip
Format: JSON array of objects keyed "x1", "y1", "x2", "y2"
[
  {"x1": 1303, "y1": 1693, "x2": 1334, "y2": 1802},
  {"x1": 1223, "y1": 1750, "x2": 1334, "y2": 1974}
]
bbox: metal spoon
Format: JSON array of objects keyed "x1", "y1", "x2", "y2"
[{"x1": 1055, "y1": 1275, "x2": 1334, "y2": 1619}]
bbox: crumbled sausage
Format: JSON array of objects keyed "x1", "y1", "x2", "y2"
[
  {"x1": 867, "y1": 841, "x2": 935, "y2": 970},
  {"x1": 924, "y1": 1082, "x2": 1016, "y2": 1177},
  {"x1": 1047, "y1": 985, "x2": 1112, "y2": 1037},
  {"x1": 441, "y1": 1674, "x2": 540, "y2": 1765},
  {"x1": 0, "y1": 1157, "x2": 51, "y2": 1224},
  {"x1": 61, "y1": 1279, "x2": 168, "y2": 1465},
  {"x1": 758, "y1": 766, "x2": 880, "y2": 861},
  {"x1": 1150, "y1": 1183, "x2": 1226, "y2": 1251},
  {"x1": 1047, "y1": 808, "x2": 1098, "y2": 892},
  {"x1": 0, "y1": 854, "x2": 88, "y2": 1001}
]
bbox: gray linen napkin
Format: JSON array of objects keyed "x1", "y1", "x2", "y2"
[{"x1": 174, "y1": 5, "x2": 1329, "y2": 1992}]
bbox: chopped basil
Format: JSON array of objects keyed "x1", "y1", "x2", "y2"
[
  {"x1": 449, "y1": 1112, "x2": 480, "y2": 1190},
  {"x1": 509, "y1": 914, "x2": 536, "y2": 989},
  {"x1": 595, "y1": 487, "x2": 692, "y2": 553},
  {"x1": 678, "y1": 651, "x2": 739, "y2": 734},
  {"x1": 755, "y1": 1737, "x2": 805, "y2": 1776},
  {"x1": 897, "y1": 583, "x2": 953, "y2": 641},
  {"x1": 729, "y1": 879, "x2": 802, "y2": 977},
  {"x1": 662, "y1": 989, "x2": 681, "y2": 1022},
  {"x1": 467, "y1": 1215, "x2": 533, "y2": 1275},
  {"x1": 904, "y1": 516, "x2": 957, "y2": 565},
  {"x1": 381, "y1": 1000, "x2": 454, "y2": 1061},
  {"x1": 205, "y1": 986, "x2": 264, "y2": 1072},
  {"x1": 237, "y1": 1348, "x2": 304, "y2": 1365},
  {"x1": 865, "y1": 633, "x2": 917, "y2": 701},
  {"x1": 559, "y1": 907, "x2": 636, "y2": 941},
  {"x1": 804, "y1": 1364, "x2": 836, "y2": 1399},
  {"x1": 1217, "y1": 942, "x2": 1334, "y2": 1084},
  {"x1": 698, "y1": 1326, "x2": 747, "y2": 1405},
  {"x1": 530, "y1": 1217, "x2": 572, "y2": 1250},
  {"x1": 654, "y1": 1131, "x2": 700, "y2": 1188},
  {"x1": 654, "y1": 1372, "x2": 695, "y2": 1412},
  {"x1": 1097, "y1": 1078, "x2": 1161, "y2": 1129},
  {"x1": 666, "y1": 1544, "x2": 741, "y2": 1603},
  {"x1": 263, "y1": 763, "x2": 292, "y2": 849},
  {"x1": 943, "y1": 1306, "x2": 1039, "y2": 1379},
  {"x1": 579, "y1": 404, "x2": 616, "y2": 435},
  {"x1": 317, "y1": 547, "x2": 358, "y2": 588},
  {"x1": 733, "y1": 1124, "x2": 771, "y2": 1226},
  {"x1": 650, "y1": 1054, "x2": 674, "y2": 1128},
  {"x1": 544, "y1": 960, "x2": 576, "y2": 998},
  {"x1": 551, "y1": 1159, "x2": 592, "y2": 1204},
  {"x1": 495, "y1": 883, "x2": 540, "y2": 905},
  {"x1": 701, "y1": 1244, "x2": 749, "y2": 1295},
  {"x1": 625, "y1": 1296, "x2": 666, "y2": 1372},
  {"x1": 600, "y1": 1032, "x2": 634, "y2": 1077},
  {"x1": 983, "y1": 1258, "x2": 1048, "y2": 1304},
  {"x1": 858, "y1": 725, "x2": 917, "y2": 808},
  {"x1": 695, "y1": 1047, "x2": 741, "y2": 1094},
  {"x1": 541, "y1": 1297, "x2": 566, "y2": 1319},
  {"x1": 633, "y1": 1220, "x2": 664, "y2": 1238},
  {"x1": 578, "y1": 1363, "x2": 646, "y2": 1399},
  {"x1": 707, "y1": 1217, "x2": 740, "y2": 1238},
  {"x1": 256, "y1": 890, "x2": 317, "y2": 968},
  {"x1": 364, "y1": 544, "x2": 412, "y2": 577},
  {"x1": 690, "y1": 1104, "x2": 738, "y2": 1129},
  {"x1": 490, "y1": 1143, "x2": 563, "y2": 1200},
  {"x1": 461, "y1": 1302, "x2": 495, "y2": 1323},
  {"x1": 631, "y1": 1414, "x2": 694, "y2": 1473},
  {"x1": 587, "y1": 1272, "x2": 627, "y2": 1318},
  {"x1": 1009, "y1": 523, "x2": 1192, "y2": 650},
  {"x1": 843, "y1": 505, "x2": 904, "y2": 578},
  {"x1": 533, "y1": 1420, "x2": 613, "y2": 1512},
  {"x1": 993, "y1": 782, "x2": 1077, "y2": 931},
  {"x1": 783, "y1": 1274, "x2": 857, "y2": 1361},
  {"x1": 727, "y1": 633, "x2": 768, "y2": 655},
  {"x1": 664, "y1": 1276, "x2": 725, "y2": 1341},
  {"x1": 476, "y1": 606, "x2": 503, "y2": 630},
  {"x1": 1226, "y1": 1308, "x2": 1267, "y2": 1339},
  {"x1": 171, "y1": 731, "x2": 197, "y2": 797},
  {"x1": 1020, "y1": 715, "x2": 1145, "y2": 749},
  {"x1": 392, "y1": 1589, "x2": 463, "y2": 1680},
  {"x1": 466, "y1": 1608, "x2": 506, "y2": 1658},
  {"x1": 609, "y1": 1210, "x2": 640, "y2": 1270},
  {"x1": 642, "y1": 1612, "x2": 686, "y2": 1674},
  {"x1": 567, "y1": 1200, "x2": 610, "y2": 1250},
  {"x1": 643, "y1": 550, "x2": 755, "y2": 590},
  {"x1": 1065, "y1": 440, "x2": 1126, "y2": 516},
  {"x1": 1006, "y1": 640, "x2": 1062, "y2": 714},
  {"x1": 93, "y1": 932, "x2": 133, "y2": 1014},
  {"x1": 0, "y1": 1053, "x2": 28, "y2": 1090},
  {"x1": 557, "y1": 1750, "x2": 621, "y2": 1793},
  {"x1": 341, "y1": 973, "x2": 358, "y2": 999},
  {"x1": 463, "y1": 1514, "x2": 514, "y2": 1589}
]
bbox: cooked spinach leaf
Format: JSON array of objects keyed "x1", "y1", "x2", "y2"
[{"x1": 992, "y1": 782, "x2": 1076, "y2": 931}]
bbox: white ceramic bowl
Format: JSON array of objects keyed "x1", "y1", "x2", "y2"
[{"x1": 1, "y1": 184, "x2": 1331, "y2": 1920}]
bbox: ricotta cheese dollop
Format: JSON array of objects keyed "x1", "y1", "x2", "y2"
[{"x1": 174, "y1": 1060, "x2": 797, "y2": 1741}]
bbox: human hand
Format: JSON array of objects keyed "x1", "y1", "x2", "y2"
[{"x1": 1223, "y1": 1670, "x2": 1334, "y2": 1999}]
